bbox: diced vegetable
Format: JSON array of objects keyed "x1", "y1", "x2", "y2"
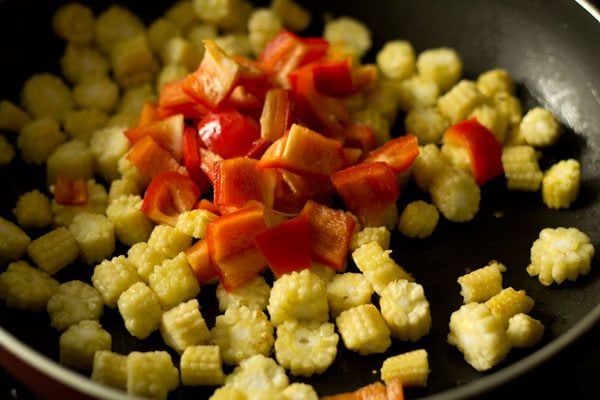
[
  {"x1": 362, "y1": 135, "x2": 419, "y2": 174},
  {"x1": 206, "y1": 206, "x2": 269, "y2": 291},
  {"x1": 442, "y1": 118, "x2": 503, "y2": 185},
  {"x1": 300, "y1": 200, "x2": 356, "y2": 270},
  {"x1": 126, "y1": 136, "x2": 184, "y2": 180},
  {"x1": 254, "y1": 213, "x2": 312, "y2": 275},
  {"x1": 258, "y1": 123, "x2": 347, "y2": 180},
  {"x1": 125, "y1": 113, "x2": 185, "y2": 161},
  {"x1": 53, "y1": 174, "x2": 88, "y2": 206},
  {"x1": 185, "y1": 239, "x2": 218, "y2": 285},
  {"x1": 331, "y1": 161, "x2": 400, "y2": 228},
  {"x1": 259, "y1": 88, "x2": 293, "y2": 142},
  {"x1": 183, "y1": 39, "x2": 242, "y2": 108},
  {"x1": 213, "y1": 156, "x2": 278, "y2": 211},
  {"x1": 141, "y1": 171, "x2": 200, "y2": 226},
  {"x1": 197, "y1": 110, "x2": 261, "y2": 159}
]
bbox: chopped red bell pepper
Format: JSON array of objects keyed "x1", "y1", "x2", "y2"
[
  {"x1": 259, "y1": 30, "x2": 329, "y2": 86},
  {"x1": 228, "y1": 85, "x2": 263, "y2": 115},
  {"x1": 259, "y1": 133, "x2": 287, "y2": 164},
  {"x1": 300, "y1": 37, "x2": 330, "y2": 65},
  {"x1": 344, "y1": 122, "x2": 376, "y2": 153},
  {"x1": 214, "y1": 157, "x2": 277, "y2": 208},
  {"x1": 351, "y1": 64, "x2": 378, "y2": 93},
  {"x1": 213, "y1": 157, "x2": 278, "y2": 210},
  {"x1": 342, "y1": 147, "x2": 363, "y2": 165},
  {"x1": 182, "y1": 126, "x2": 210, "y2": 193},
  {"x1": 331, "y1": 161, "x2": 400, "y2": 228},
  {"x1": 197, "y1": 110, "x2": 261, "y2": 159},
  {"x1": 257, "y1": 124, "x2": 347, "y2": 181},
  {"x1": 206, "y1": 206, "x2": 268, "y2": 291},
  {"x1": 273, "y1": 169, "x2": 335, "y2": 214},
  {"x1": 158, "y1": 79, "x2": 209, "y2": 120},
  {"x1": 198, "y1": 147, "x2": 222, "y2": 186},
  {"x1": 362, "y1": 134, "x2": 420, "y2": 174},
  {"x1": 272, "y1": 169, "x2": 311, "y2": 213},
  {"x1": 185, "y1": 239, "x2": 218, "y2": 285},
  {"x1": 183, "y1": 39, "x2": 242, "y2": 109},
  {"x1": 259, "y1": 88, "x2": 293, "y2": 142},
  {"x1": 289, "y1": 65, "x2": 349, "y2": 138},
  {"x1": 312, "y1": 58, "x2": 378, "y2": 98},
  {"x1": 385, "y1": 378, "x2": 405, "y2": 400},
  {"x1": 54, "y1": 174, "x2": 88, "y2": 205},
  {"x1": 126, "y1": 136, "x2": 184, "y2": 180},
  {"x1": 228, "y1": 57, "x2": 274, "y2": 116},
  {"x1": 136, "y1": 101, "x2": 160, "y2": 127},
  {"x1": 311, "y1": 58, "x2": 354, "y2": 97},
  {"x1": 355, "y1": 381, "x2": 387, "y2": 400},
  {"x1": 244, "y1": 138, "x2": 271, "y2": 159},
  {"x1": 125, "y1": 113, "x2": 185, "y2": 161},
  {"x1": 443, "y1": 118, "x2": 504, "y2": 185},
  {"x1": 299, "y1": 200, "x2": 356, "y2": 270},
  {"x1": 195, "y1": 198, "x2": 221, "y2": 216},
  {"x1": 140, "y1": 171, "x2": 200, "y2": 226},
  {"x1": 254, "y1": 213, "x2": 312, "y2": 275}
]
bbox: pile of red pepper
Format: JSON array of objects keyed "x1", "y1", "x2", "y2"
[{"x1": 116, "y1": 30, "x2": 502, "y2": 292}]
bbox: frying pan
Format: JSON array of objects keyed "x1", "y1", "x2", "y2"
[{"x1": 1, "y1": 0, "x2": 600, "y2": 399}]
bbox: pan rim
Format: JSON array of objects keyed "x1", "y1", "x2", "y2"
[
  {"x1": 1, "y1": 1, "x2": 600, "y2": 399},
  {"x1": 0, "y1": 326, "x2": 135, "y2": 399}
]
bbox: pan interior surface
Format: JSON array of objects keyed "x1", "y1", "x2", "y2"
[{"x1": 1, "y1": 1, "x2": 600, "y2": 399}]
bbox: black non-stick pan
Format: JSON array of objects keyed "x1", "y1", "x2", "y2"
[{"x1": 1, "y1": 0, "x2": 600, "y2": 399}]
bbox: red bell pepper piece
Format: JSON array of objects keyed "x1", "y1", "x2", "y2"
[
  {"x1": 355, "y1": 382, "x2": 387, "y2": 400},
  {"x1": 299, "y1": 200, "x2": 356, "y2": 270},
  {"x1": 257, "y1": 124, "x2": 347, "y2": 181},
  {"x1": 289, "y1": 65, "x2": 349, "y2": 138},
  {"x1": 385, "y1": 378, "x2": 405, "y2": 400},
  {"x1": 259, "y1": 30, "x2": 329, "y2": 86},
  {"x1": 229, "y1": 57, "x2": 274, "y2": 116},
  {"x1": 254, "y1": 214, "x2": 312, "y2": 275},
  {"x1": 259, "y1": 88, "x2": 293, "y2": 142},
  {"x1": 140, "y1": 171, "x2": 200, "y2": 226},
  {"x1": 126, "y1": 136, "x2": 184, "y2": 180},
  {"x1": 442, "y1": 118, "x2": 504, "y2": 185},
  {"x1": 273, "y1": 169, "x2": 335, "y2": 213},
  {"x1": 214, "y1": 157, "x2": 278, "y2": 211},
  {"x1": 331, "y1": 161, "x2": 400, "y2": 228},
  {"x1": 136, "y1": 101, "x2": 160, "y2": 127},
  {"x1": 197, "y1": 110, "x2": 261, "y2": 159},
  {"x1": 206, "y1": 206, "x2": 268, "y2": 291},
  {"x1": 185, "y1": 239, "x2": 218, "y2": 285},
  {"x1": 183, "y1": 40, "x2": 242, "y2": 109},
  {"x1": 182, "y1": 126, "x2": 210, "y2": 193},
  {"x1": 292, "y1": 56, "x2": 376, "y2": 96},
  {"x1": 342, "y1": 147, "x2": 363, "y2": 165},
  {"x1": 228, "y1": 85, "x2": 263, "y2": 115},
  {"x1": 300, "y1": 37, "x2": 330, "y2": 65},
  {"x1": 312, "y1": 58, "x2": 354, "y2": 97},
  {"x1": 158, "y1": 79, "x2": 209, "y2": 120},
  {"x1": 195, "y1": 198, "x2": 221, "y2": 216},
  {"x1": 351, "y1": 64, "x2": 378, "y2": 93},
  {"x1": 259, "y1": 133, "x2": 287, "y2": 165},
  {"x1": 54, "y1": 174, "x2": 88, "y2": 205},
  {"x1": 124, "y1": 113, "x2": 185, "y2": 161},
  {"x1": 362, "y1": 134, "x2": 420, "y2": 174},
  {"x1": 244, "y1": 138, "x2": 271, "y2": 159},
  {"x1": 344, "y1": 122, "x2": 376, "y2": 153},
  {"x1": 198, "y1": 147, "x2": 222, "y2": 186}
]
